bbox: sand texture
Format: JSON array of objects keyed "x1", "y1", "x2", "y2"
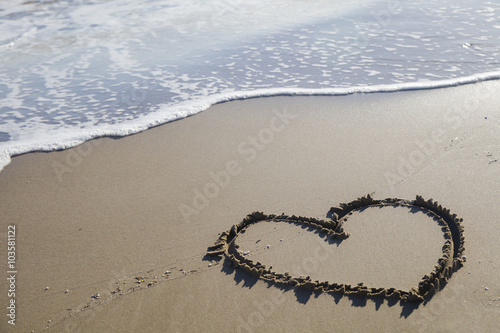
[
  {"x1": 1, "y1": 81, "x2": 500, "y2": 332},
  {"x1": 206, "y1": 195, "x2": 465, "y2": 303}
]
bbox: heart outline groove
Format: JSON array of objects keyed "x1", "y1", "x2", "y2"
[{"x1": 207, "y1": 194, "x2": 465, "y2": 302}]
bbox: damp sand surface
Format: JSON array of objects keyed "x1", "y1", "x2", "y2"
[{"x1": 1, "y1": 82, "x2": 500, "y2": 332}]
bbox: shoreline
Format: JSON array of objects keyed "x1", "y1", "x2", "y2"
[
  {"x1": 1, "y1": 82, "x2": 500, "y2": 332},
  {"x1": 2, "y1": 72, "x2": 500, "y2": 175}
]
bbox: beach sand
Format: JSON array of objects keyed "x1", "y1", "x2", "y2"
[{"x1": 1, "y1": 81, "x2": 500, "y2": 332}]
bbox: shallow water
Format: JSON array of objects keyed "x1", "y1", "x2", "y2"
[{"x1": 0, "y1": 0, "x2": 499, "y2": 170}]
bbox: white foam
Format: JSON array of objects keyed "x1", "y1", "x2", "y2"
[
  {"x1": 1, "y1": 71, "x2": 500, "y2": 172},
  {"x1": 1, "y1": 0, "x2": 499, "y2": 172}
]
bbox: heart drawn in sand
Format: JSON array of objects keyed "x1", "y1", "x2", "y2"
[{"x1": 207, "y1": 195, "x2": 465, "y2": 302}]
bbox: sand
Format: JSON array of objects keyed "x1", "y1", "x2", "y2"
[
  {"x1": 1, "y1": 81, "x2": 500, "y2": 332},
  {"x1": 207, "y1": 195, "x2": 466, "y2": 303}
]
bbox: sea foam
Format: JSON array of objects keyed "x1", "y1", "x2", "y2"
[{"x1": 0, "y1": 0, "x2": 499, "y2": 171}]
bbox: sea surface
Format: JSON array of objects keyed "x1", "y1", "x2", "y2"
[{"x1": 1, "y1": 0, "x2": 499, "y2": 170}]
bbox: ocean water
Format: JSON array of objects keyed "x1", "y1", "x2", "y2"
[{"x1": 1, "y1": 0, "x2": 499, "y2": 171}]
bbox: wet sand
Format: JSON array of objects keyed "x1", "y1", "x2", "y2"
[{"x1": 1, "y1": 81, "x2": 500, "y2": 332}]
